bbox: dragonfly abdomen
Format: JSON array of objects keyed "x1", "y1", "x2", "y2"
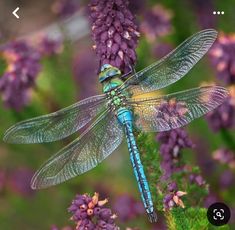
[{"x1": 117, "y1": 108, "x2": 157, "y2": 222}]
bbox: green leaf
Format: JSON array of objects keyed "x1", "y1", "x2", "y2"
[{"x1": 166, "y1": 207, "x2": 230, "y2": 230}]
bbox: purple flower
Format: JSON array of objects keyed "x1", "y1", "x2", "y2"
[
  {"x1": 89, "y1": 0, "x2": 140, "y2": 73},
  {"x1": 163, "y1": 182, "x2": 187, "y2": 210},
  {"x1": 0, "y1": 40, "x2": 41, "y2": 110},
  {"x1": 128, "y1": 0, "x2": 146, "y2": 14},
  {"x1": 157, "y1": 128, "x2": 194, "y2": 179},
  {"x1": 167, "y1": 181, "x2": 178, "y2": 192},
  {"x1": 189, "y1": 174, "x2": 206, "y2": 186},
  {"x1": 206, "y1": 96, "x2": 235, "y2": 132},
  {"x1": 37, "y1": 36, "x2": 63, "y2": 56},
  {"x1": 213, "y1": 148, "x2": 235, "y2": 169},
  {"x1": 72, "y1": 47, "x2": 99, "y2": 99},
  {"x1": 140, "y1": 4, "x2": 173, "y2": 43},
  {"x1": 204, "y1": 192, "x2": 219, "y2": 208},
  {"x1": 152, "y1": 42, "x2": 173, "y2": 59},
  {"x1": 210, "y1": 33, "x2": 235, "y2": 85},
  {"x1": 194, "y1": 137, "x2": 217, "y2": 176},
  {"x1": 219, "y1": 170, "x2": 235, "y2": 188},
  {"x1": 51, "y1": 225, "x2": 73, "y2": 230},
  {"x1": 51, "y1": 226, "x2": 59, "y2": 230},
  {"x1": 189, "y1": 0, "x2": 216, "y2": 28},
  {"x1": 113, "y1": 194, "x2": 145, "y2": 222},
  {"x1": 68, "y1": 192, "x2": 119, "y2": 230},
  {"x1": 163, "y1": 194, "x2": 175, "y2": 210},
  {"x1": 8, "y1": 167, "x2": 35, "y2": 197},
  {"x1": 52, "y1": 0, "x2": 80, "y2": 18},
  {"x1": 155, "y1": 98, "x2": 189, "y2": 126}
]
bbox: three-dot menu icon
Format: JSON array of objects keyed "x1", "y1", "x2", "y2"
[{"x1": 213, "y1": 11, "x2": 224, "y2": 15}]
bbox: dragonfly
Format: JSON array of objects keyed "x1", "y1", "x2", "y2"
[{"x1": 3, "y1": 29, "x2": 229, "y2": 222}]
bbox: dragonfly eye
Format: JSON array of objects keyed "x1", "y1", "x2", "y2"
[{"x1": 101, "y1": 64, "x2": 112, "y2": 72}]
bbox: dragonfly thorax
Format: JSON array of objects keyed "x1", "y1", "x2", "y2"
[
  {"x1": 99, "y1": 64, "x2": 128, "y2": 111},
  {"x1": 106, "y1": 89, "x2": 127, "y2": 112}
]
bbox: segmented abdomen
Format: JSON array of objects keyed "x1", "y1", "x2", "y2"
[{"x1": 124, "y1": 120, "x2": 157, "y2": 222}]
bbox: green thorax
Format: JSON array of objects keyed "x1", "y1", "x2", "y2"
[
  {"x1": 102, "y1": 77, "x2": 123, "y2": 93},
  {"x1": 99, "y1": 64, "x2": 123, "y2": 93},
  {"x1": 103, "y1": 77, "x2": 126, "y2": 108},
  {"x1": 99, "y1": 64, "x2": 129, "y2": 109}
]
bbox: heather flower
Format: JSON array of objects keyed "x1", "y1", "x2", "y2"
[
  {"x1": 72, "y1": 47, "x2": 99, "y2": 99},
  {"x1": 0, "y1": 40, "x2": 41, "y2": 110},
  {"x1": 204, "y1": 192, "x2": 220, "y2": 208},
  {"x1": 206, "y1": 96, "x2": 235, "y2": 132},
  {"x1": 89, "y1": 0, "x2": 140, "y2": 73},
  {"x1": 189, "y1": 174, "x2": 206, "y2": 186},
  {"x1": 113, "y1": 194, "x2": 145, "y2": 222},
  {"x1": 140, "y1": 4, "x2": 173, "y2": 43},
  {"x1": 51, "y1": 225, "x2": 73, "y2": 230},
  {"x1": 189, "y1": 0, "x2": 216, "y2": 28},
  {"x1": 51, "y1": 225, "x2": 59, "y2": 230},
  {"x1": 128, "y1": 0, "x2": 146, "y2": 14},
  {"x1": 213, "y1": 148, "x2": 235, "y2": 169},
  {"x1": 155, "y1": 98, "x2": 189, "y2": 126},
  {"x1": 163, "y1": 182, "x2": 187, "y2": 210},
  {"x1": 194, "y1": 137, "x2": 218, "y2": 178},
  {"x1": 52, "y1": 0, "x2": 80, "y2": 18},
  {"x1": 167, "y1": 181, "x2": 178, "y2": 192},
  {"x1": 152, "y1": 42, "x2": 173, "y2": 59},
  {"x1": 68, "y1": 192, "x2": 119, "y2": 230},
  {"x1": 210, "y1": 33, "x2": 235, "y2": 85},
  {"x1": 8, "y1": 167, "x2": 35, "y2": 197},
  {"x1": 219, "y1": 170, "x2": 235, "y2": 188},
  {"x1": 37, "y1": 36, "x2": 63, "y2": 56},
  {"x1": 157, "y1": 128, "x2": 194, "y2": 179}
]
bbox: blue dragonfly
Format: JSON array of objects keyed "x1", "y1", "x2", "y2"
[{"x1": 3, "y1": 29, "x2": 229, "y2": 222}]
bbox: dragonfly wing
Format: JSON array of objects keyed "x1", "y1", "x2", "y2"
[
  {"x1": 128, "y1": 86, "x2": 228, "y2": 132},
  {"x1": 121, "y1": 29, "x2": 217, "y2": 95},
  {"x1": 3, "y1": 94, "x2": 107, "y2": 143},
  {"x1": 31, "y1": 109, "x2": 123, "y2": 189}
]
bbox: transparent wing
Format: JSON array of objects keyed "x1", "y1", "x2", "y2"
[
  {"x1": 128, "y1": 86, "x2": 228, "y2": 132},
  {"x1": 120, "y1": 29, "x2": 217, "y2": 95},
  {"x1": 31, "y1": 109, "x2": 123, "y2": 189},
  {"x1": 3, "y1": 94, "x2": 107, "y2": 144}
]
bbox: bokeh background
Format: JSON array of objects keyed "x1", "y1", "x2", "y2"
[{"x1": 0, "y1": 0, "x2": 235, "y2": 229}]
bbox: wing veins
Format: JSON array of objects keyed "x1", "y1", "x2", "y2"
[{"x1": 118, "y1": 29, "x2": 218, "y2": 95}]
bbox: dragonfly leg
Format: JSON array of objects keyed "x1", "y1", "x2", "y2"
[
  {"x1": 129, "y1": 64, "x2": 137, "y2": 75},
  {"x1": 122, "y1": 65, "x2": 136, "y2": 78}
]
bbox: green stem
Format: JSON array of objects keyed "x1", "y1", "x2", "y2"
[{"x1": 164, "y1": 211, "x2": 177, "y2": 230}]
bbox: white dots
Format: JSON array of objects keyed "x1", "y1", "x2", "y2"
[{"x1": 213, "y1": 11, "x2": 225, "y2": 15}]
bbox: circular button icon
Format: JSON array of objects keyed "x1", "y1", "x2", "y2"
[{"x1": 207, "y1": 202, "x2": 230, "y2": 226}]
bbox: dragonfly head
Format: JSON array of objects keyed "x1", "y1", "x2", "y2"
[{"x1": 99, "y1": 64, "x2": 121, "y2": 83}]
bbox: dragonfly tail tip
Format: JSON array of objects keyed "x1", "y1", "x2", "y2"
[{"x1": 148, "y1": 211, "x2": 158, "y2": 223}]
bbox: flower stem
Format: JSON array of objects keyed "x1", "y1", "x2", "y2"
[{"x1": 164, "y1": 210, "x2": 176, "y2": 230}]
